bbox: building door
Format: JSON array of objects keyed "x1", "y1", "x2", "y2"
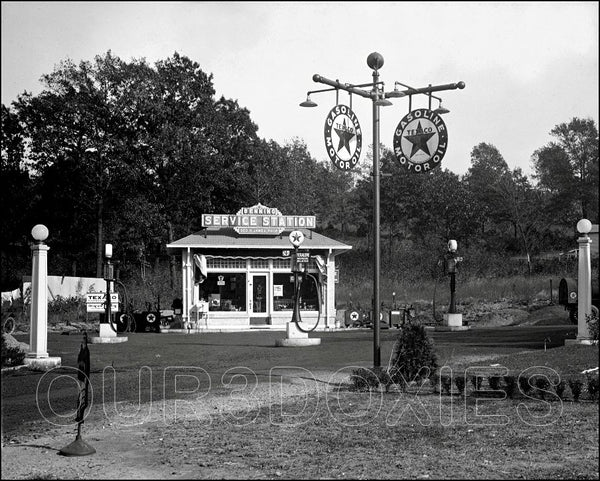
[{"x1": 249, "y1": 274, "x2": 269, "y2": 325}]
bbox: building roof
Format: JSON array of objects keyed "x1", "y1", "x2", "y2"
[{"x1": 167, "y1": 228, "x2": 352, "y2": 254}]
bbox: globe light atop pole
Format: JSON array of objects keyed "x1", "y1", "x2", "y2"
[
  {"x1": 31, "y1": 224, "x2": 49, "y2": 244},
  {"x1": 300, "y1": 52, "x2": 465, "y2": 367}
]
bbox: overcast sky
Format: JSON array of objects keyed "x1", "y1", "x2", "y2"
[{"x1": 2, "y1": 1, "x2": 598, "y2": 177}]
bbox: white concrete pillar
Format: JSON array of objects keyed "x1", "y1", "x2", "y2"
[
  {"x1": 182, "y1": 249, "x2": 192, "y2": 326},
  {"x1": 29, "y1": 240, "x2": 49, "y2": 358},
  {"x1": 576, "y1": 219, "x2": 593, "y2": 341},
  {"x1": 25, "y1": 225, "x2": 61, "y2": 370},
  {"x1": 326, "y1": 253, "x2": 336, "y2": 328}
]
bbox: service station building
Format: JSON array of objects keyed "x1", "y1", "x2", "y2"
[{"x1": 166, "y1": 204, "x2": 351, "y2": 331}]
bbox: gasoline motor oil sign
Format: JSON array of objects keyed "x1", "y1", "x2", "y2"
[
  {"x1": 324, "y1": 105, "x2": 362, "y2": 171},
  {"x1": 393, "y1": 108, "x2": 448, "y2": 173}
]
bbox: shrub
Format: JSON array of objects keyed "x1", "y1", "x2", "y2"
[
  {"x1": 373, "y1": 366, "x2": 394, "y2": 392},
  {"x1": 518, "y1": 375, "x2": 532, "y2": 395},
  {"x1": 504, "y1": 376, "x2": 517, "y2": 398},
  {"x1": 454, "y1": 375, "x2": 466, "y2": 395},
  {"x1": 1, "y1": 334, "x2": 26, "y2": 368},
  {"x1": 350, "y1": 367, "x2": 380, "y2": 391},
  {"x1": 488, "y1": 376, "x2": 502, "y2": 391},
  {"x1": 440, "y1": 375, "x2": 452, "y2": 395},
  {"x1": 586, "y1": 375, "x2": 599, "y2": 401},
  {"x1": 568, "y1": 379, "x2": 584, "y2": 402},
  {"x1": 553, "y1": 380, "x2": 567, "y2": 399},
  {"x1": 533, "y1": 376, "x2": 551, "y2": 400},
  {"x1": 586, "y1": 312, "x2": 599, "y2": 342},
  {"x1": 430, "y1": 373, "x2": 440, "y2": 394},
  {"x1": 389, "y1": 323, "x2": 438, "y2": 388},
  {"x1": 48, "y1": 295, "x2": 86, "y2": 325},
  {"x1": 470, "y1": 375, "x2": 483, "y2": 391}
]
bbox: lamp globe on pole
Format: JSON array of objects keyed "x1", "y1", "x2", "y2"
[
  {"x1": 577, "y1": 219, "x2": 592, "y2": 235},
  {"x1": 31, "y1": 224, "x2": 49, "y2": 244}
]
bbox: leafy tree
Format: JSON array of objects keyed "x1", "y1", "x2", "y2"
[
  {"x1": 532, "y1": 117, "x2": 599, "y2": 223},
  {"x1": 495, "y1": 168, "x2": 547, "y2": 273},
  {"x1": 462, "y1": 142, "x2": 511, "y2": 236},
  {"x1": 1, "y1": 105, "x2": 32, "y2": 290}
]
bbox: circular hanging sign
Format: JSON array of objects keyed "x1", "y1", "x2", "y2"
[
  {"x1": 393, "y1": 108, "x2": 448, "y2": 173},
  {"x1": 324, "y1": 104, "x2": 362, "y2": 171},
  {"x1": 289, "y1": 230, "x2": 305, "y2": 248}
]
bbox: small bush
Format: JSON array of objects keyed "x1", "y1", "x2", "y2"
[
  {"x1": 518, "y1": 375, "x2": 532, "y2": 395},
  {"x1": 470, "y1": 375, "x2": 483, "y2": 391},
  {"x1": 373, "y1": 366, "x2": 394, "y2": 392},
  {"x1": 454, "y1": 375, "x2": 466, "y2": 395},
  {"x1": 389, "y1": 323, "x2": 438, "y2": 388},
  {"x1": 568, "y1": 379, "x2": 584, "y2": 402},
  {"x1": 533, "y1": 376, "x2": 551, "y2": 400},
  {"x1": 586, "y1": 312, "x2": 599, "y2": 342},
  {"x1": 553, "y1": 380, "x2": 567, "y2": 399},
  {"x1": 440, "y1": 375, "x2": 452, "y2": 395},
  {"x1": 504, "y1": 376, "x2": 517, "y2": 398},
  {"x1": 1, "y1": 334, "x2": 26, "y2": 368},
  {"x1": 488, "y1": 376, "x2": 502, "y2": 391},
  {"x1": 586, "y1": 375, "x2": 599, "y2": 401},
  {"x1": 350, "y1": 367, "x2": 380, "y2": 391}
]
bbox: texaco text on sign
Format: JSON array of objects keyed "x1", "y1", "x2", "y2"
[
  {"x1": 393, "y1": 108, "x2": 448, "y2": 173},
  {"x1": 324, "y1": 104, "x2": 362, "y2": 171}
]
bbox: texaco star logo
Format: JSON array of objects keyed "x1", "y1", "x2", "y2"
[
  {"x1": 289, "y1": 230, "x2": 305, "y2": 247},
  {"x1": 324, "y1": 105, "x2": 362, "y2": 171},
  {"x1": 393, "y1": 108, "x2": 448, "y2": 173}
]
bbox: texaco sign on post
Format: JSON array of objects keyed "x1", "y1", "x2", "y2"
[
  {"x1": 324, "y1": 105, "x2": 362, "y2": 171},
  {"x1": 393, "y1": 108, "x2": 448, "y2": 173}
]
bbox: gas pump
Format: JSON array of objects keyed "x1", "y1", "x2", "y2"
[
  {"x1": 289, "y1": 230, "x2": 321, "y2": 333},
  {"x1": 443, "y1": 240, "x2": 463, "y2": 314}
]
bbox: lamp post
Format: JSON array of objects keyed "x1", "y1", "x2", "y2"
[
  {"x1": 301, "y1": 52, "x2": 464, "y2": 367},
  {"x1": 446, "y1": 240, "x2": 458, "y2": 314},
  {"x1": 28, "y1": 225, "x2": 50, "y2": 359},
  {"x1": 101, "y1": 243, "x2": 116, "y2": 337},
  {"x1": 24, "y1": 225, "x2": 61, "y2": 370},
  {"x1": 576, "y1": 219, "x2": 592, "y2": 341}
]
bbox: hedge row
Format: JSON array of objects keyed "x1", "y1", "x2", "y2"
[{"x1": 350, "y1": 367, "x2": 599, "y2": 402}]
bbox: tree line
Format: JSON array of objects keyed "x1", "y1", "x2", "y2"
[{"x1": 1, "y1": 51, "x2": 598, "y2": 291}]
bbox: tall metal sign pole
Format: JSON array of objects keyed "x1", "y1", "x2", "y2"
[{"x1": 301, "y1": 52, "x2": 464, "y2": 367}]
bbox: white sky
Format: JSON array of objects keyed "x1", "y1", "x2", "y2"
[{"x1": 2, "y1": 1, "x2": 598, "y2": 177}]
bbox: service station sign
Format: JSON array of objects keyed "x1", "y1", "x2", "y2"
[
  {"x1": 202, "y1": 204, "x2": 316, "y2": 235},
  {"x1": 324, "y1": 105, "x2": 362, "y2": 171},
  {"x1": 393, "y1": 108, "x2": 448, "y2": 173}
]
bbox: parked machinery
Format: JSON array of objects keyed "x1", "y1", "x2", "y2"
[{"x1": 558, "y1": 277, "x2": 600, "y2": 324}]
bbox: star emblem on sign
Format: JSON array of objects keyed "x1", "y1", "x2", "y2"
[
  {"x1": 404, "y1": 121, "x2": 435, "y2": 158},
  {"x1": 334, "y1": 118, "x2": 355, "y2": 155},
  {"x1": 289, "y1": 230, "x2": 305, "y2": 247}
]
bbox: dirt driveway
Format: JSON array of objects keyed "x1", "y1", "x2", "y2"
[{"x1": 2, "y1": 373, "x2": 339, "y2": 479}]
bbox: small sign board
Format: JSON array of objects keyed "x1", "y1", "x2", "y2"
[
  {"x1": 274, "y1": 285, "x2": 283, "y2": 297},
  {"x1": 86, "y1": 292, "x2": 119, "y2": 313},
  {"x1": 296, "y1": 250, "x2": 310, "y2": 263}
]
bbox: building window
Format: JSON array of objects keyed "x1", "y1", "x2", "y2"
[
  {"x1": 272, "y1": 273, "x2": 318, "y2": 311},
  {"x1": 199, "y1": 273, "x2": 247, "y2": 312},
  {"x1": 207, "y1": 258, "x2": 247, "y2": 269},
  {"x1": 250, "y1": 259, "x2": 269, "y2": 269},
  {"x1": 272, "y1": 258, "x2": 292, "y2": 270}
]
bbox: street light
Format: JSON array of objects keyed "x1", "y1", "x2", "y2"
[{"x1": 300, "y1": 52, "x2": 465, "y2": 367}]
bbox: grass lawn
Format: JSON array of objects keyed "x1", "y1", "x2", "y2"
[
  {"x1": 148, "y1": 391, "x2": 599, "y2": 479},
  {"x1": 1, "y1": 329, "x2": 598, "y2": 479}
]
